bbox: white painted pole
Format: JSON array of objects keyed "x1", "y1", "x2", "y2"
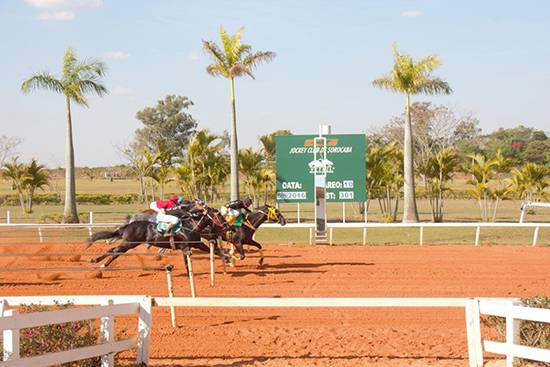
[
  {"x1": 465, "y1": 299, "x2": 483, "y2": 367},
  {"x1": 2, "y1": 309, "x2": 20, "y2": 362},
  {"x1": 329, "y1": 227, "x2": 334, "y2": 246},
  {"x1": 297, "y1": 203, "x2": 301, "y2": 224},
  {"x1": 136, "y1": 296, "x2": 152, "y2": 366},
  {"x1": 364, "y1": 201, "x2": 368, "y2": 223},
  {"x1": 186, "y1": 254, "x2": 196, "y2": 298},
  {"x1": 308, "y1": 227, "x2": 313, "y2": 245},
  {"x1": 419, "y1": 226, "x2": 424, "y2": 246},
  {"x1": 88, "y1": 211, "x2": 94, "y2": 238},
  {"x1": 209, "y1": 241, "x2": 215, "y2": 287},
  {"x1": 474, "y1": 226, "x2": 481, "y2": 246},
  {"x1": 38, "y1": 227, "x2": 44, "y2": 243},
  {"x1": 362, "y1": 227, "x2": 367, "y2": 246},
  {"x1": 100, "y1": 300, "x2": 115, "y2": 367},
  {"x1": 505, "y1": 312, "x2": 520, "y2": 367},
  {"x1": 342, "y1": 202, "x2": 346, "y2": 223},
  {"x1": 519, "y1": 207, "x2": 526, "y2": 223},
  {"x1": 532, "y1": 226, "x2": 539, "y2": 247},
  {"x1": 6, "y1": 210, "x2": 10, "y2": 224},
  {"x1": 165, "y1": 266, "x2": 176, "y2": 328}
]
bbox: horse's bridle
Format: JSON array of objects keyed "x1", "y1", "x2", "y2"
[{"x1": 245, "y1": 207, "x2": 282, "y2": 230}]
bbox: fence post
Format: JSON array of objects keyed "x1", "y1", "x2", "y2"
[
  {"x1": 100, "y1": 300, "x2": 115, "y2": 367},
  {"x1": 2, "y1": 309, "x2": 20, "y2": 362},
  {"x1": 342, "y1": 202, "x2": 346, "y2": 223},
  {"x1": 297, "y1": 203, "x2": 301, "y2": 224},
  {"x1": 6, "y1": 210, "x2": 10, "y2": 224},
  {"x1": 329, "y1": 227, "x2": 333, "y2": 246},
  {"x1": 474, "y1": 226, "x2": 481, "y2": 246},
  {"x1": 505, "y1": 305, "x2": 521, "y2": 367},
  {"x1": 465, "y1": 299, "x2": 483, "y2": 367},
  {"x1": 88, "y1": 211, "x2": 94, "y2": 238},
  {"x1": 308, "y1": 227, "x2": 313, "y2": 245},
  {"x1": 362, "y1": 227, "x2": 367, "y2": 246},
  {"x1": 137, "y1": 296, "x2": 152, "y2": 367},
  {"x1": 419, "y1": 226, "x2": 424, "y2": 246},
  {"x1": 38, "y1": 227, "x2": 44, "y2": 243},
  {"x1": 532, "y1": 226, "x2": 539, "y2": 247}
]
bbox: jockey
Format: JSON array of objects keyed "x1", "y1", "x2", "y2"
[
  {"x1": 149, "y1": 194, "x2": 181, "y2": 235},
  {"x1": 220, "y1": 197, "x2": 253, "y2": 226}
]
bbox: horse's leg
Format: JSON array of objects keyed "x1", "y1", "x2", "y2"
[
  {"x1": 247, "y1": 239, "x2": 264, "y2": 267},
  {"x1": 90, "y1": 246, "x2": 119, "y2": 263},
  {"x1": 234, "y1": 230, "x2": 246, "y2": 261},
  {"x1": 102, "y1": 241, "x2": 139, "y2": 267}
]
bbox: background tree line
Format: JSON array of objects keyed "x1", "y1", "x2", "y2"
[{"x1": 366, "y1": 102, "x2": 550, "y2": 222}]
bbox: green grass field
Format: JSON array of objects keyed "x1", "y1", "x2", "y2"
[{"x1": 1, "y1": 177, "x2": 549, "y2": 246}]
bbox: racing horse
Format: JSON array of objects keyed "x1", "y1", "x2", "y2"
[
  {"x1": 204, "y1": 205, "x2": 286, "y2": 266},
  {"x1": 86, "y1": 207, "x2": 225, "y2": 267}
]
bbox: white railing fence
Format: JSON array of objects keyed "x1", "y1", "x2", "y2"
[
  {"x1": 0, "y1": 296, "x2": 152, "y2": 367},
  {"x1": 2, "y1": 295, "x2": 550, "y2": 366},
  {"x1": 478, "y1": 299, "x2": 550, "y2": 367},
  {"x1": 2, "y1": 222, "x2": 547, "y2": 247}
]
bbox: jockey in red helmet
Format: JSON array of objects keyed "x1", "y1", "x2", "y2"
[{"x1": 149, "y1": 194, "x2": 181, "y2": 235}]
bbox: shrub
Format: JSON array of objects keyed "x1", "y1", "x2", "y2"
[
  {"x1": 18, "y1": 302, "x2": 100, "y2": 367},
  {"x1": 482, "y1": 296, "x2": 550, "y2": 366}
]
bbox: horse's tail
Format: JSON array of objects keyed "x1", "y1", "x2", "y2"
[{"x1": 85, "y1": 224, "x2": 128, "y2": 248}]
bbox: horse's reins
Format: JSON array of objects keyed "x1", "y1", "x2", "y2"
[{"x1": 244, "y1": 207, "x2": 280, "y2": 231}]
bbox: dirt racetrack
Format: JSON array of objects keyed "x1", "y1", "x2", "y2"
[{"x1": 1, "y1": 243, "x2": 549, "y2": 366}]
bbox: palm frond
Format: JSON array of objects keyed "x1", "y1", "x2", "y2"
[
  {"x1": 62, "y1": 48, "x2": 78, "y2": 78},
  {"x1": 78, "y1": 79, "x2": 109, "y2": 97},
  {"x1": 416, "y1": 78, "x2": 453, "y2": 95},
  {"x1": 372, "y1": 76, "x2": 399, "y2": 92},
  {"x1": 21, "y1": 73, "x2": 64, "y2": 94}
]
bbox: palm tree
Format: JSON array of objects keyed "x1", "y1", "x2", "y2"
[
  {"x1": 2, "y1": 158, "x2": 28, "y2": 212},
  {"x1": 259, "y1": 129, "x2": 292, "y2": 166},
  {"x1": 23, "y1": 158, "x2": 50, "y2": 213},
  {"x1": 507, "y1": 163, "x2": 549, "y2": 203},
  {"x1": 21, "y1": 48, "x2": 107, "y2": 223},
  {"x1": 187, "y1": 129, "x2": 226, "y2": 199},
  {"x1": 239, "y1": 148, "x2": 264, "y2": 203},
  {"x1": 372, "y1": 43, "x2": 452, "y2": 222},
  {"x1": 491, "y1": 150, "x2": 514, "y2": 221},
  {"x1": 203, "y1": 26, "x2": 276, "y2": 201},
  {"x1": 365, "y1": 142, "x2": 403, "y2": 222},
  {"x1": 465, "y1": 153, "x2": 497, "y2": 222},
  {"x1": 2, "y1": 158, "x2": 50, "y2": 213},
  {"x1": 420, "y1": 148, "x2": 459, "y2": 222}
]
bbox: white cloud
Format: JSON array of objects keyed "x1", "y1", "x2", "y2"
[
  {"x1": 25, "y1": 0, "x2": 102, "y2": 21},
  {"x1": 104, "y1": 51, "x2": 130, "y2": 60},
  {"x1": 112, "y1": 86, "x2": 133, "y2": 96},
  {"x1": 25, "y1": 0, "x2": 103, "y2": 9},
  {"x1": 400, "y1": 10, "x2": 423, "y2": 18},
  {"x1": 37, "y1": 10, "x2": 75, "y2": 20}
]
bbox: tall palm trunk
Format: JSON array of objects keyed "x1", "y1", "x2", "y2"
[
  {"x1": 402, "y1": 94, "x2": 419, "y2": 223},
  {"x1": 229, "y1": 77, "x2": 239, "y2": 200},
  {"x1": 63, "y1": 97, "x2": 79, "y2": 223}
]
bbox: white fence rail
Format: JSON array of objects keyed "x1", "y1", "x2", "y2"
[
  {"x1": 479, "y1": 299, "x2": 550, "y2": 367},
  {"x1": 4, "y1": 295, "x2": 550, "y2": 366},
  {"x1": 1, "y1": 222, "x2": 549, "y2": 246},
  {"x1": 0, "y1": 296, "x2": 152, "y2": 367}
]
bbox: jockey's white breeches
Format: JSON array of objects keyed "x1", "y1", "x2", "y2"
[{"x1": 150, "y1": 202, "x2": 179, "y2": 224}]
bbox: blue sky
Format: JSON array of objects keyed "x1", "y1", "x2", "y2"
[{"x1": 1, "y1": 0, "x2": 549, "y2": 167}]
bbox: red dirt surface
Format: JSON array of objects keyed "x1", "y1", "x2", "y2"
[{"x1": 1, "y1": 243, "x2": 549, "y2": 366}]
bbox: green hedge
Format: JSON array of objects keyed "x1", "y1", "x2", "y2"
[{"x1": 0, "y1": 193, "x2": 141, "y2": 206}]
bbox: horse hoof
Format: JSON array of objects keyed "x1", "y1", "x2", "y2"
[
  {"x1": 89, "y1": 259, "x2": 97, "y2": 263},
  {"x1": 100, "y1": 264, "x2": 106, "y2": 269}
]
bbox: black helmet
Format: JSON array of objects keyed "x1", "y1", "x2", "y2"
[{"x1": 243, "y1": 197, "x2": 253, "y2": 207}]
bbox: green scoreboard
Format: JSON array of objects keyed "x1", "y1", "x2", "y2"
[{"x1": 275, "y1": 134, "x2": 366, "y2": 203}]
